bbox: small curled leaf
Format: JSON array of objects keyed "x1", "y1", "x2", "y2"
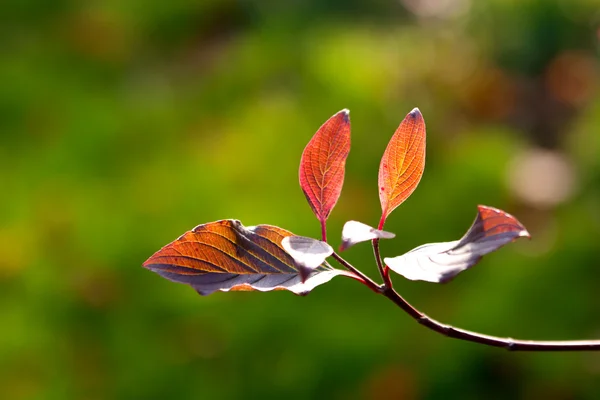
[
  {"x1": 339, "y1": 221, "x2": 395, "y2": 251},
  {"x1": 384, "y1": 205, "x2": 530, "y2": 283},
  {"x1": 281, "y1": 236, "x2": 334, "y2": 282}
]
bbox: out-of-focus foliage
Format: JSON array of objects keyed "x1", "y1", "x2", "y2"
[{"x1": 1, "y1": 0, "x2": 599, "y2": 399}]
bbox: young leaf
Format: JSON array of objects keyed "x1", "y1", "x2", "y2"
[
  {"x1": 340, "y1": 221, "x2": 395, "y2": 251},
  {"x1": 143, "y1": 220, "x2": 349, "y2": 296},
  {"x1": 281, "y1": 236, "x2": 334, "y2": 282},
  {"x1": 299, "y1": 109, "x2": 351, "y2": 236},
  {"x1": 384, "y1": 205, "x2": 530, "y2": 283},
  {"x1": 378, "y1": 108, "x2": 426, "y2": 228}
]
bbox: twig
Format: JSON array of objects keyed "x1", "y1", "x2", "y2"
[
  {"x1": 333, "y1": 254, "x2": 600, "y2": 351},
  {"x1": 332, "y1": 252, "x2": 382, "y2": 294},
  {"x1": 382, "y1": 287, "x2": 600, "y2": 351}
]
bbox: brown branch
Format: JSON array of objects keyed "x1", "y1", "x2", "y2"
[
  {"x1": 381, "y1": 286, "x2": 600, "y2": 351},
  {"x1": 334, "y1": 254, "x2": 600, "y2": 351},
  {"x1": 331, "y1": 252, "x2": 382, "y2": 294}
]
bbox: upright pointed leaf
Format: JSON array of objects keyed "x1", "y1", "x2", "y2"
[
  {"x1": 143, "y1": 220, "x2": 349, "y2": 296},
  {"x1": 299, "y1": 109, "x2": 351, "y2": 230},
  {"x1": 378, "y1": 108, "x2": 426, "y2": 228},
  {"x1": 384, "y1": 206, "x2": 530, "y2": 283}
]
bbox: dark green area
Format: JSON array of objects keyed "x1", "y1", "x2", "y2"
[{"x1": 1, "y1": 0, "x2": 599, "y2": 399}]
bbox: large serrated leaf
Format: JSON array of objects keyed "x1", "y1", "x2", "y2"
[{"x1": 143, "y1": 220, "x2": 348, "y2": 295}]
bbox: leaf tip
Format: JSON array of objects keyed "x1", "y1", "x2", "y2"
[
  {"x1": 409, "y1": 107, "x2": 422, "y2": 118},
  {"x1": 476, "y1": 204, "x2": 530, "y2": 239},
  {"x1": 338, "y1": 108, "x2": 350, "y2": 122}
]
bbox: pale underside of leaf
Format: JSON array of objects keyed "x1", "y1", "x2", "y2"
[
  {"x1": 384, "y1": 205, "x2": 530, "y2": 283},
  {"x1": 340, "y1": 220, "x2": 395, "y2": 251},
  {"x1": 153, "y1": 267, "x2": 344, "y2": 296},
  {"x1": 143, "y1": 220, "x2": 348, "y2": 295},
  {"x1": 281, "y1": 236, "x2": 334, "y2": 282}
]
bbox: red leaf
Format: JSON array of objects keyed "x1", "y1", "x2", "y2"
[
  {"x1": 384, "y1": 205, "x2": 530, "y2": 283},
  {"x1": 143, "y1": 220, "x2": 348, "y2": 296},
  {"x1": 473, "y1": 205, "x2": 530, "y2": 240},
  {"x1": 378, "y1": 108, "x2": 426, "y2": 228},
  {"x1": 299, "y1": 109, "x2": 351, "y2": 234}
]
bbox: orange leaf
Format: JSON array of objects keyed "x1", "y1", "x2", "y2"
[
  {"x1": 299, "y1": 109, "x2": 351, "y2": 235},
  {"x1": 378, "y1": 108, "x2": 426, "y2": 228},
  {"x1": 143, "y1": 220, "x2": 347, "y2": 296}
]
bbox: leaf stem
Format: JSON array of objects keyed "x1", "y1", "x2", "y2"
[
  {"x1": 372, "y1": 239, "x2": 392, "y2": 289},
  {"x1": 320, "y1": 220, "x2": 327, "y2": 243},
  {"x1": 377, "y1": 214, "x2": 386, "y2": 231}
]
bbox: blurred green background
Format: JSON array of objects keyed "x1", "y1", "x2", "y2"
[{"x1": 2, "y1": 0, "x2": 600, "y2": 399}]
